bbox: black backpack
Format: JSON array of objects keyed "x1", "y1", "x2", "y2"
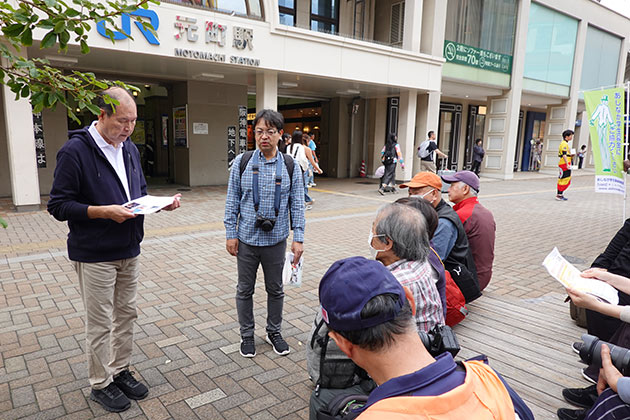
[
  {"x1": 239, "y1": 150, "x2": 295, "y2": 179},
  {"x1": 382, "y1": 145, "x2": 396, "y2": 165},
  {"x1": 238, "y1": 150, "x2": 296, "y2": 228}
]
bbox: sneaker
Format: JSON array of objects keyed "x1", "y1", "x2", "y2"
[
  {"x1": 572, "y1": 342, "x2": 583, "y2": 354},
  {"x1": 378, "y1": 188, "x2": 385, "y2": 196},
  {"x1": 305, "y1": 204, "x2": 313, "y2": 211},
  {"x1": 113, "y1": 369, "x2": 148, "y2": 400},
  {"x1": 582, "y1": 367, "x2": 598, "y2": 384},
  {"x1": 562, "y1": 385, "x2": 598, "y2": 408},
  {"x1": 266, "y1": 332, "x2": 290, "y2": 355},
  {"x1": 557, "y1": 408, "x2": 586, "y2": 420},
  {"x1": 556, "y1": 195, "x2": 565, "y2": 201},
  {"x1": 90, "y1": 382, "x2": 131, "y2": 412},
  {"x1": 240, "y1": 337, "x2": 256, "y2": 358},
  {"x1": 310, "y1": 182, "x2": 316, "y2": 187}
]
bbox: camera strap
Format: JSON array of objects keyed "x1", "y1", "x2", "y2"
[{"x1": 252, "y1": 151, "x2": 283, "y2": 216}]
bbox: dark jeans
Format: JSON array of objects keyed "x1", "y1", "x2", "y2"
[
  {"x1": 471, "y1": 160, "x2": 481, "y2": 175},
  {"x1": 236, "y1": 239, "x2": 286, "y2": 338}
]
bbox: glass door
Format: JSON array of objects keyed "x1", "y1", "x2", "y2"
[
  {"x1": 464, "y1": 105, "x2": 486, "y2": 170},
  {"x1": 438, "y1": 103, "x2": 462, "y2": 170}
]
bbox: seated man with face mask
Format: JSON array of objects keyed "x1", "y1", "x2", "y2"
[{"x1": 307, "y1": 203, "x2": 443, "y2": 420}]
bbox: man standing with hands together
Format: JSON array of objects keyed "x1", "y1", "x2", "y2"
[{"x1": 224, "y1": 109, "x2": 306, "y2": 358}]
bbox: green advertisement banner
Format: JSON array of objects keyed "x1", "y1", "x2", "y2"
[
  {"x1": 584, "y1": 88, "x2": 626, "y2": 195},
  {"x1": 443, "y1": 41, "x2": 512, "y2": 74}
]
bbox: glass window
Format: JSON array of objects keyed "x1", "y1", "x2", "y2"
[
  {"x1": 523, "y1": 3, "x2": 578, "y2": 86},
  {"x1": 279, "y1": 0, "x2": 296, "y2": 26},
  {"x1": 445, "y1": 0, "x2": 517, "y2": 56},
  {"x1": 311, "y1": 0, "x2": 339, "y2": 34},
  {"x1": 280, "y1": 13, "x2": 295, "y2": 26},
  {"x1": 580, "y1": 26, "x2": 622, "y2": 91},
  {"x1": 164, "y1": 0, "x2": 263, "y2": 18}
]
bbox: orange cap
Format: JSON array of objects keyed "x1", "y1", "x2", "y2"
[{"x1": 399, "y1": 172, "x2": 442, "y2": 190}]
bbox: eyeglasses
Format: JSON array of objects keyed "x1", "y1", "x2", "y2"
[{"x1": 255, "y1": 129, "x2": 278, "y2": 137}]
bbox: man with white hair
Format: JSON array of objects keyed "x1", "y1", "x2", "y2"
[{"x1": 442, "y1": 171, "x2": 496, "y2": 291}]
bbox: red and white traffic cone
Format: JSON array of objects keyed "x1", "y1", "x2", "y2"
[{"x1": 359, "y1": 160, "x2": 366, "y2": 178}]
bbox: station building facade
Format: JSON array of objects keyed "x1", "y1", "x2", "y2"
[{"x1": 1, "y1": 0, "x2": 629, "y2": 210}]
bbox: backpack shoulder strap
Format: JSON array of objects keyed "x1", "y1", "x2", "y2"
[
  {"x1": 239, "y1": 150, "x2": 255, "y2": 177},
  {"x1": 282, "y1": 153, "x2": 295, "y2": 179}
]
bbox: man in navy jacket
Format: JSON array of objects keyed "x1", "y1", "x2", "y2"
[{"x1": 48, "y1": 87, "x2": 179, "y2": 413}]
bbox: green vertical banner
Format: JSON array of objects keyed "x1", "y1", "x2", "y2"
[{"x1": 584, "y1": 88, "x2": 626, "y2": 195}]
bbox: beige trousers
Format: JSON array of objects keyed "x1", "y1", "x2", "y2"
[
  {"x1": 419, "y1": 160, "x2": 437, "y2": 173},
  {"x1": 76, "y1": 257, "x2": 139, "y2": 389}
]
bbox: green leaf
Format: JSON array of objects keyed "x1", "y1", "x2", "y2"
[
  {"x1": 53, "y1": 20, "x2": 66, "y2": 34},
  {"x1": 3, "y1": 23, "x2": 25, "y2": 37},
  {"x1": 38, "y1": 19, "x2": 55, "y2": 30},
  {"x1": 40, "y1": 31, "x2": 57, "y2": 49},
  {"x1": 20, "y1": 85, "x2": 29, "y2": 98},
  {"x1": 93, "y1": 80, "x2": 107, "y2": 89},
  {"x1": 0, "y1": 217, "x2": 7, "y2": 229},
  {"x1": 65, "y1": 8, "x2": 80, "y2": 17},
  {"x1": 59, "y1": 30, "x2": 70, "y2": 48},
  {"x1": 80, "y1": 40, "x2": 89, "y2": 54},
  {"x1": 44, "y1": 0, "x2": 57, "y2": 7},
  {"x1": 20, "y1": 28, "x2": 32, "y2": 46},
  {"x1": 86, "y1": 103, "x2": 101, "y2": 115}
]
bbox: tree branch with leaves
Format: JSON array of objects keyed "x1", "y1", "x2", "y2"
[
  {"x1": 0, "y1": 0, "x2": 160, "y2": 121},
  {"x1": 0, "y1": 0, "x2": 160, "y2": 227}
]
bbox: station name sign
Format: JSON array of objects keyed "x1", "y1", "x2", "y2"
[
  {"x1": 173, "y1": 15, "x2": 259, "y2": 67},
  {"x1": 443, "y1": 41, "x2": 512, "y2": 74},
  {"x1": 97, "y1": 9, "x2": 260, "y2": 67}
]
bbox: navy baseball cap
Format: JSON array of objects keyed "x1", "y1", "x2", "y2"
[
  {"x1": 319, "y1": 256, "x2": 406, "y2": 331},
  {"x1": 441, "y1": 170, "x2": 480, "y2": 192}
]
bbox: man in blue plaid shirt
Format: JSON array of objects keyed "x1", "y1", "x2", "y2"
[{"x1": 224, "y1": 109, "x2": 305, "y2": 358}]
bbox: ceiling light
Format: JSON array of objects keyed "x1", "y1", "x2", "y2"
[
  {"x1": 280, "y1": 82, "x2": 298, "y2": 88},
  {"x1": 465, "y1": 95, "x2": 469, "y2": 98},
  {"x1": 193, "y1": 72, "x2": 225, "y2": 80},
  {"x1": 335, "y1": 89, "x2": 360, "y2": 95},
  {"x1": 75, "y1": 107, "x2": 80, "y2": 113},
  {"x1": 144, "y1": 84, "x2": 150, "y2": 88},
  {"x1": 528, "y1": 103, "x2": 531, "y2": 106},
  {"x1": 44, "y1": 55, "x2": 78, "y2": 66},
  {"x1": 132, "y1": 90, "x2": 138, "y2": 97}
]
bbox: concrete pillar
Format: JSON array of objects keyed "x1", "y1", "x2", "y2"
[
  {"x1": 397, "y1": 90, "x2": 417, "y2": 181},
  {"x1": 1, "y1": 62, "x2": 40, "y2": 210},
  {"x1": 414, "y1": 91, "x2": 440, "y2": 174},
  {"x1": 420, "y1": 0, "x2": 447, "y2": 56},
  {"x1": 256, "y1": 71, "x2": 277, "y2": 112},
  {"x1": 402, "y1": 0, "x2": 422, "y2": 53},
  {"x1": 542, "y1": 19, "x2": 587, "y2": 170},
  {"x1": 481, "y1": 0, "x2": 530, "y2": 180}
]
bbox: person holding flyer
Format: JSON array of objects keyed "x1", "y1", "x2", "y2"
[{"x1": 48, "y1": 87, "x2": 180, "y2": 413}]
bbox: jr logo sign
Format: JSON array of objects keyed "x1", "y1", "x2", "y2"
[{"x1": 97, "y1": 9, "x2": 160, "y2": 45}]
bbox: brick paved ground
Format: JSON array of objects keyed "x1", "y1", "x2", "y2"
[{"x1": 0, "y1": 169, "x2": 627, "y2": 419}]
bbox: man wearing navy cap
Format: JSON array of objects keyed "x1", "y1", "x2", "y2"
[
  {"x1": 441, "y1": 171, "x2": 496, "y2": 291},
  {"x1": 319, "y1": 256, "x2": 533, "y2": 419}
]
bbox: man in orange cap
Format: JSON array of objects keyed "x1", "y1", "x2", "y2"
[{"x1": 400, "y1": 173, "x2": 481, "y2": 303}]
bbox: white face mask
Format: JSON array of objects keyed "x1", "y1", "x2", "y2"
[{"x1": 368, "y1": 231, "x2": 387, "y2": 259}]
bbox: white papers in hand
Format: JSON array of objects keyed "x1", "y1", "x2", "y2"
[
  {"x1": 282, "y1": 252, "x2": 303, "y2": 287},
  {"x1": 543, "y1": 247, "x2": 619, "y2": 305},
  {"x1": 122, "y1": 195, "x2": 177, "y2": 215}
]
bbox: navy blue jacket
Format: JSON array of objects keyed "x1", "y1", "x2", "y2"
[{"x1": 47, "y1": 127, "x2": 147, "y2": 262}]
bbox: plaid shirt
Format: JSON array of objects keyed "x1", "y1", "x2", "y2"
[
  {"x1": 224, "y1": 150, "x2": 305, "y2": 246},
  {"x1": 387, "y1": 258, "x2": 445, "y2": 332}
]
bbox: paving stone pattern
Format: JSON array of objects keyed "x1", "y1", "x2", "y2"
[{"x1": 0, "y1": 170, "x2": 625, "y2": 419}]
